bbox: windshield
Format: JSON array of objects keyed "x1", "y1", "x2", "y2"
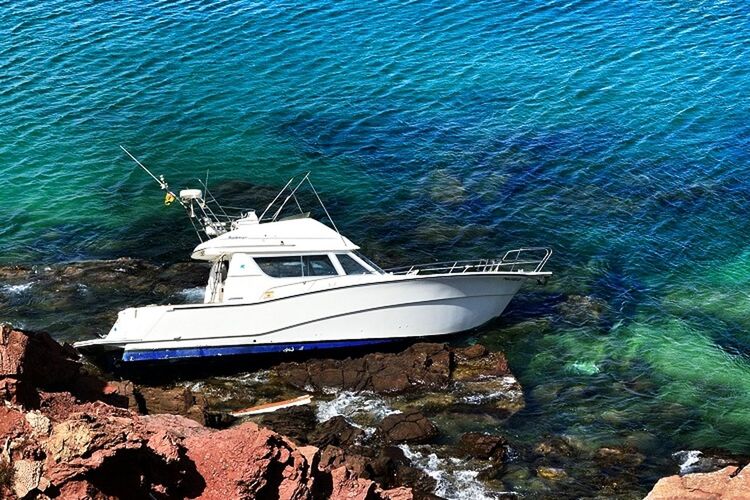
[{"x1": 354, "y1": 251, "x2": 385, "y2": 274}]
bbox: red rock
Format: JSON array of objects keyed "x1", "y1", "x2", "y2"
[
  {"x1": 136, "y1": 385, "x2": 208, "y2": 425},
  {"x1": 380, "y1": 487, "x2": 414, "y2": 500},
  {"x1": 329, "y1": 466, "x2": 378, "y2": 499},
  {"x1": 0, "y1": 405, "x2": 28, "y2": 438},
  {"x1": 0, "y1": 325, "x2": 410, "y2": 499},
  {"x1": 261, "y1": 405, "x2": 318, "y2": 443},
  {"x1": 645, "y1": 465, "x2": 750, "y2": 499},
  {"x1": 184, "y1": 421, "x2": 316, "y2": 499},
  {"x1": 102, "y1": 380, "x2": 138, "y2": 409},
  {"x1": 0, "y1": 323, "x2": 110, "y2": 407},
  {"x1": 275, "y1": 342, "x2": 516, "y2": 402}
]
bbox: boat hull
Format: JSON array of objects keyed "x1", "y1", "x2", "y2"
[{"x1": 76, "y1": 273, "x2": 533, "y2": 362}]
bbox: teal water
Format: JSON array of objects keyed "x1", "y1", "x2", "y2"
[{"x1": 2, "y1": 0, "x2": 750, "y2": 494}]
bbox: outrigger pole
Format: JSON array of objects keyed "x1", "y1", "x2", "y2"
[
  {"x1": 119, "y1": 146, "x2": 210, "y2": 241},
  {"x1": 119, "y1": 145, "x2": 186, "y2": 209}
]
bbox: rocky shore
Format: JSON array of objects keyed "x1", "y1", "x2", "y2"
[
  {"x1": 0, "y1": 324, "x2": 416, "y2": 499},
  {"x1": 0, "y1": 322, "x2": 531, "y2": 499},
  {"x1": 3, "y1": 258, "x2": 749, "y2": 498}
]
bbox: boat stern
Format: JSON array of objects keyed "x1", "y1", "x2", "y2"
[{"x1": 73, "y1": 305, "x2": 162, "y2": 354}]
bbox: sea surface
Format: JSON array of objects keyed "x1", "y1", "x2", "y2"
[{"x1": 2, "y1": 0, "x2": 750, "y2": 497}]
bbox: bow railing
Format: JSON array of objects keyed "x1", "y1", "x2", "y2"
[{"x1": 385, "y1": 247, "x2": 552, "y2": 276}]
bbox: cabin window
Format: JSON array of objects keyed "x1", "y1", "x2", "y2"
[
  {"x1": 336, "y1": 254, "x2": 370, "y2": 275},
  {"x1": 255, "y1": 255, "x2": 338, "y2": 278},
  {"x1": 255, "y1": 257, "x2": 302, "y2": 277},
  {"x1": 354, "y1": 251, "x2": 385, "y2": 274}
]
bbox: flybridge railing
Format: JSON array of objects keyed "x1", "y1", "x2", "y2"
[{"x1": 385, "y1": 247, "x2": 552, "y2": 276}]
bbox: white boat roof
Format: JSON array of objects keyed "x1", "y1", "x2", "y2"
[{"x1": 191, "y1": 217, "x2": 358, "y2": 261}]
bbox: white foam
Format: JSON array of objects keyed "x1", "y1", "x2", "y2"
[
  {"x1": 237, "y1": 370, "x2": 270, "y2": 384},
  {"x1": 400, "y1": 444, "x2": 513, "y2": 500},
  {"x1": 460, "y1": 376, "x2": 522, "y2": 404},
  {"x1": 316, "y1": 391, "x2": 399, "y2": 424},
  {"x1": 212, "y1": 369, "x2": 271, "y2": 386},
  {"x1": 177, "y1": 287, "x2": 205, "y2": 302},
  {"x1": 1, "y1": 283, "x2": 33, "y2": 294},
  {"x1": 675, "y1": 450, "x2": 703, "y2": 474},
  {"x1": 186, "y1": 381, "x2": 205, "y2": 392}
]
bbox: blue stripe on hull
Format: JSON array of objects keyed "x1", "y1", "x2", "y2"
[{"x1": 122, "y1": 338, "x2": 397, "y2": 362}]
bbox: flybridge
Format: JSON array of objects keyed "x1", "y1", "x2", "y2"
[
  {"x1": 120, "y1": 145, "x2": 344, "y2": 243},
  {"x1": 190, "y1": 217, "x2": 359, "y2": 261}
]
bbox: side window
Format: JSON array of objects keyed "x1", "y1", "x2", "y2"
[
  {"x1": 255, "y1": 256, "x2": 338, "y2": 277},
  {"x1": 303, "y1": 255, "x2": 337, "y2": 276},
  {"x1": 255, "y1": 257, "x2": 303, "y2": 278},
  {"x1": 337, "y1": 254, "x2": 370, "y2": 275}
]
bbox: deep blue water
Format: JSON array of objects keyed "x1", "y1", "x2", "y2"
[{"x1": 2, "y1": 0, "x2": 750, "y2": 496}]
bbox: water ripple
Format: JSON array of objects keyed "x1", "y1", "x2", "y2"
[{"x1": 2, "y1": 0, "x2": 750, "y2": 491}]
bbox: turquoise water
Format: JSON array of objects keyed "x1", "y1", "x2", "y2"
[{"x1": 2, "y1": 0, "x2": 750, "y2": 493}]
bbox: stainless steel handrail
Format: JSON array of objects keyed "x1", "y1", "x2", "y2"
[{"x1": 385, "y1": 247, "x2": 552, "y2": 275}]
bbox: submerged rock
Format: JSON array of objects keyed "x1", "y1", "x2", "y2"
[
  {"x1": 0, "y1": 258, "x2": 208, "y2": 340},
  {"x1": 536, "y1": 466, "x2": 568, "y2": 481},
  {"x1": 556, "y1": 294, "x2": 606, "y2": 324},
  {"x1": 594, "y1": 446, "x2": 645, "y2": 468},
  {"x1": 457, "y1": 432, "x2": 507, "y2": 462}
]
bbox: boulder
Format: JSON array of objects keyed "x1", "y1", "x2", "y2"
[
  {"x1": 392, "y1": 464, "x2": 439, "y2": 497},
  {"x1": 318, "y1": 445, "x2": 431, "y2": 498},
  {"x1": 275, "y1": 343, "x2": 452, "y2": 394},
  {"x1": 0, "y1": 323, "x2": 83, "y2": 406},
  {"x1": 451, "y1": 346, "x2": 510, "y2": 380},
  {"x1": 457, "y1": 432, "x2": 507, "y2": 461},
  {"x1": 378, "y1": 411, "x2": 437, "y2": 444},
  {"x1": 137, "y1": 385, "x2": 209, "y2": 425},
  {"x1": 101, "y1": 379, "x2": 139, "y2": 409},
  {"x1": 183, "y1": 421, "x2": 318, "y2": 499},
  {"x1": 260, "y1": 405, "x2": 318, "y2": 444},
  {"x1": 309, "y1": 416, "x2": 365, "y2": 448},
  {"x1": 645, "y1": 465, "x2": 750, "y2": 499},
  {"x1": 274, "y1": 342, "x2": 524, "y2": 416}
]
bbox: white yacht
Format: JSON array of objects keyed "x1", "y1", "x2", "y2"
[{"x1": 74, "y1": 149, "x2": 552, "y2": 362}]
